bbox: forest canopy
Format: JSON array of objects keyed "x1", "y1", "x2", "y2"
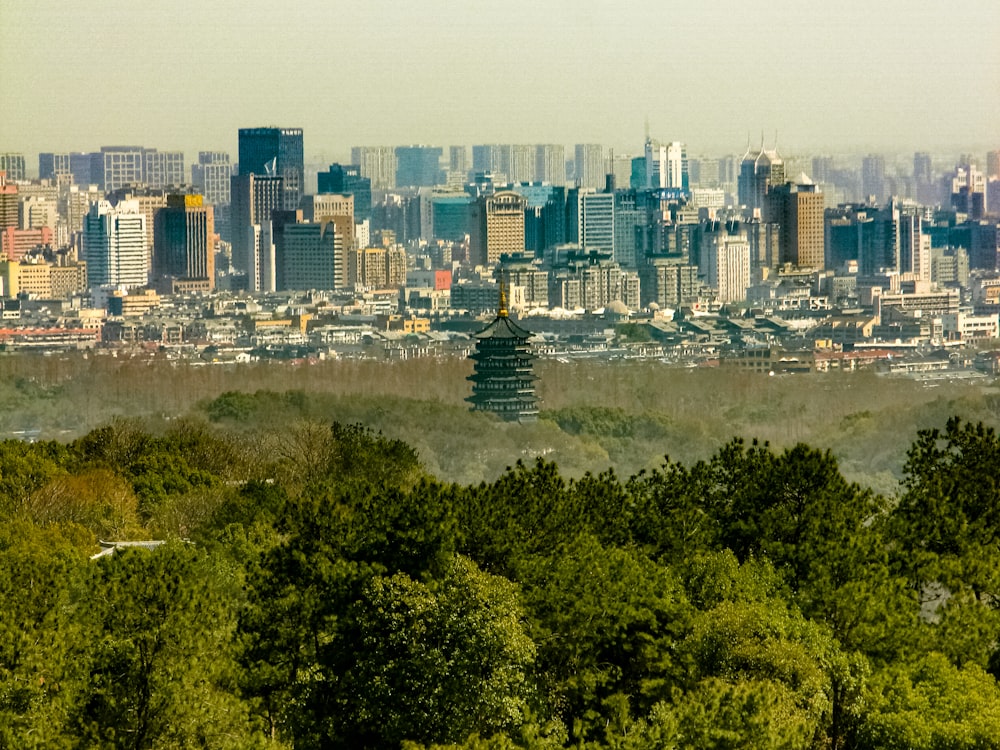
[{"x1": 2, "y1": 407, "x2": 1000, "y2": 748}]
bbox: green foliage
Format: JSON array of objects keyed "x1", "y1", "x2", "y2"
[
  {"x1": 76, "y1": 543, "x2": 256, "y2": 749},
  {"x1": 518, "y1": 534, "x2": 690, "y2": 743},
  {"x1": 855, "y1": 653, "x2": 1000, "y2": 749},
  {"x1": 5, "y1": 404, "x2": 1000, "y2": 749}
]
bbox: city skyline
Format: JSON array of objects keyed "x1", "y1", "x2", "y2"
[{"x1": 1, "y1": 1, "x2": 998, "y2": 161}]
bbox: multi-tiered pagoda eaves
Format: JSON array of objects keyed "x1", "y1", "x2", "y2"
[{"x1": 466, "y1": 291, "x2": 538, "y2": 422}]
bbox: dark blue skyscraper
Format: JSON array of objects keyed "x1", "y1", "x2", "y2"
[{"x1": 238, "y1": 127, "x2": 304, "y2": 210}]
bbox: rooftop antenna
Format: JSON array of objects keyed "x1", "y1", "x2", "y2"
[
  {"x1": 644, "y1": 116, "x2": 650, "y2": 144},
  {"x1": 773, "y1": 129, "x2": 779, "y2": 152}
]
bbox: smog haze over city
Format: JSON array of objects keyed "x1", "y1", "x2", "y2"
[{"x1": 2, "y1": 0, "x2": 998, "y2": 159}]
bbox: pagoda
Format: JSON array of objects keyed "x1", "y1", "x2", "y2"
[{"x1": 466, "y1": 276, "x2": 539, "y2": 422}]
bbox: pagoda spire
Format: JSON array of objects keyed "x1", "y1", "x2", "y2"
[{"x1": 498, "y1": 270, "x2": 509, "y2": 318}]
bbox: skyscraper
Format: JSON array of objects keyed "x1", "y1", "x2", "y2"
[
  {"x1": 574, "y1": 144, "x2": 605, "y2": 190},
  {"x1": 238, "y1": 127, "x2": 304, "y2": 210},
  {"x1": 738, "y1": 142, "x2": 785, "y2": 212},
  {"x1": 950, "y1": 162, "x2": 987, "y2": 219},
  {"x1": 768, "y1": 180, "x2": 824, "y2": 269},
  {"x1": 573, "y1": 189, "x2": 615, "y2": 256},
  {"x1": 230, "y1": 173, "x2": 284, "y2": 276},
  {"x1": 153, "y1": 194, "x2": 215, "y2": 291},
  {"x1": 83, "y1": 200, "x2": 147, "y2": 288},
  {"x1": 473, "y1": 191, "x2": 527, "y2": 267}
]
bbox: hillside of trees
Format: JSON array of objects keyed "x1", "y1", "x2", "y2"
[
  {"x1": 2, "y1": 353, "x2": 1000, "y2": 493},
  {"x1": 3, "y1": 407, "x2": 1000, "y2": 748}
]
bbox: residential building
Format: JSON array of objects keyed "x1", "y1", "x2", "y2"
[
  {"x1": 350, "y1": 146, "x2": 397, "y2": 190},
  {"x1": 574, "y1": 144, "x2": 605, "y2": 189}
]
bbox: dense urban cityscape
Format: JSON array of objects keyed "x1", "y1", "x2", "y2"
[
  {"x1": 5, "y1": 2, "x2": 1000, "y2": 747},
  {"x1": 0, "y1": 133, "x2": 998, "y2": 384}
]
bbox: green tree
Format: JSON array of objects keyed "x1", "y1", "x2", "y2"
[
  {"x1": 517, "y1": 534, "x2": 690, "y2": 745},
  {"x1": 76, "y1": 543, "x2": 258, "y2": 749},
  {"x1": 0, "y1": 521, "x2": 90, "y2": 749},
  {"x1": 854, "y1": 652, "x2": 1000, "y2": 749}
]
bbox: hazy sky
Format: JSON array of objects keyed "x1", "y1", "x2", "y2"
[{"x1": 1, "y1": 0, "x2": 998, "y2": 164}]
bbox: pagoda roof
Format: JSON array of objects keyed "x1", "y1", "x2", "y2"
[{"x1": 472, "y1": 314, "x2": 533, "y2": 340}]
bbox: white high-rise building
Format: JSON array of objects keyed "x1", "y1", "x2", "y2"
[
  {"x1": 574, "y1": 144, "x2": 605, "y2": 189},
  {"x1": 350, "y1": 146, "x2": 397, "y2": 190},
  {"x1": 704, "y1": 227, "x2": 751, "y2": 303},
  {"x1": 83, "y1": 200, "x2": 148, "y2": 289}
]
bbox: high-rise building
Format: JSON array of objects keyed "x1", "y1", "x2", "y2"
[
  {"x1": 613, "y1": 190, "x2": 643, "y2": 268},
  {"x1": 768, "y1": 180, "x2": 824, "y2": 269},
  {"x1": 281, "y1": 221, "x2": 346, "y2": 290},
  {"x1": 305, "y1": 193, "x2": 355, "y2": 250},
  {"x1": 499, "y1": 145, "x2": 535, "y2": 184},
  {"x1": 70, "y1": 153, "x2": 96, "y2": 185},
  {"x1": 472, "y1": 191, "x2": 527, "y2": 267},
  {"x1": 350, "y1": 146, "x2": 397, "y2": 190},
  {"x1": 106, "y1": 187, "x2": 167, "y2": 270},
  {"x1": 97, "y1": 147, "x2": 145, "y2": 192},
  {"x1": 571, "y1": 188, "x2": 615, "y2": 256},
  {"x1": 664, "y1": 142, "x2": 688, "y2": 191},
  {"x1": 0, "y1": 154, "x2": 26, "y2": 181},
  {"x1": 950, "y1": 163, "x2": 987, "y2": 219},
  {"x1": 0, "y1": 173, "x2": 18, "y2": 230},
  {"x1": 472, "y1": 145, "x2": 502, "y2": 177},
  {"x1": 143, "y1": 150, "x2": 185, "y2": 189},
  {"x1": 83, "y1": 200, "x2": 147, "y2": 289},
  {"x1": 535, "y1": 145, "x2": 566, "y2": 185},
  {"x1": 238, "y1": 127, "x2": 304, "y2": 210},
  {"x1": 448, "y1": 146, "x2": 468, "y2": 180},
  {"x1": 987, "y1": 150, "x2": 1000, "y2": 181},
  {"x1": 39, "y1": 153, "x2": 72, "y2": 181},
  {"x1": 230, "y1": 173, "x2": 283, "y2": 275},
  {"x1": 738, "y1": 142, "x2": 785, "y2": 212},
  {"x1": 395, "y1": 146, "x2": 444, "y2": 187},
  {"x1": 913, "y1": 152, "x2": 933, "y2": 184},
  {"x1": 191, "y1": 152, "x2": 232, "y2": 206},
  {"x1": 701, "y1": 221, "x2": 751, "y2": 303},
  {"x1": 862, "y1": 154, "x2": 886, "y2": 204},
  {"x1": 574, "y1": 144, "x2": 605, "y2": 190},
  {"x1": 318, "y1": 164, "x2": 372, "y2": 222},
  {"x1": 153, "y1": 194, "x2": 215, "y2": 291}
]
